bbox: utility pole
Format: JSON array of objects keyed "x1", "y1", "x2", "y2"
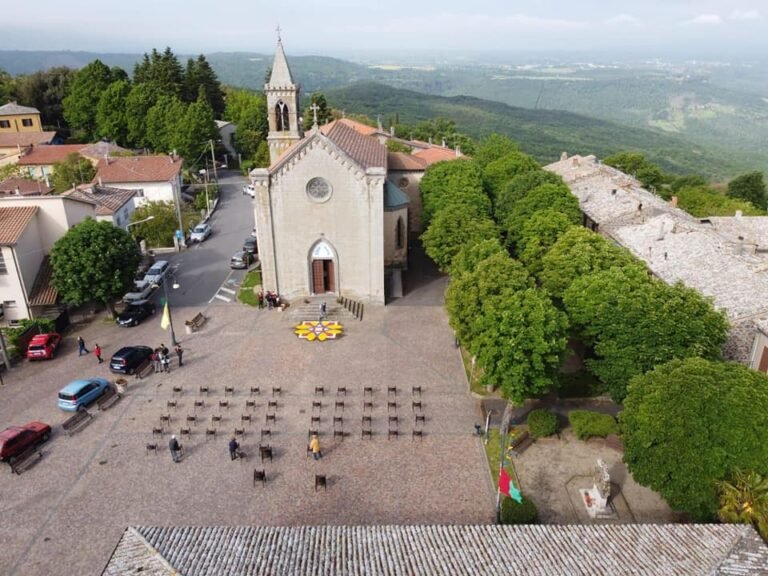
[{"x1": 210, "y1": 139, "x2": 218, "y2": 184}]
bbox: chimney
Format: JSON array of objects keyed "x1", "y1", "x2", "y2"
[
  {"x1": 736, "y1": 210, "x2": 743, "y2": 218},
  {"x1": 441, "y1": 138, "x2": 446, "y2": 148},
  {"x1": 14, "y1": 187, "x2": 21, "y2": 196},
  {"x1": 390, "y1": 125, "x2": 395, "y2": 136},
  {"x1": 560, "y1": 152, "x2": 568, "y2": 161},
  {"x1": 43, "y1": 175, "x2": 50, "y2": 188},
  {"x1": 104, "y1": 153, "x2": 110, "y2": 166},
  {"x1": 455, "y1": 145, "x2": 461, "y2": 157},
  {"x1": 670, "y1": 196, "x2": 678, "y2": 208}
]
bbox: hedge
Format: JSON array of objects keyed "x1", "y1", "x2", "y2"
[
  {"x1": 527, "y1": 409, "x2": 558, "y2": 438},
  {"x1": 568, "y1": 410, "x2": 619, "y2": 440},
  {"x1": 500, "y1": 496, "x2": 538, "y2": 524}
]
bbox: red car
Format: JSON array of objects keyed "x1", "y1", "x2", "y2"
[
  {"x1": 0, "y1": 421, "x2": 51, "y2": 462},
  {"x1": 26, "y1": 333, "x2": 62, "y2": 360}
]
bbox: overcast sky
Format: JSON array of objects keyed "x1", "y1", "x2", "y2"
[{"x1": 3, "y1": 1, "x2": 767, "y2": 58}]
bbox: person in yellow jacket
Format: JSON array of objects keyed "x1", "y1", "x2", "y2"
[{"x1": 309, "y1": 434, "x2": 322, "y2": 460}]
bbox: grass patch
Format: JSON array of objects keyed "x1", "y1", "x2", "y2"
[
  {"x1": 461, "y1": 346, "x2": 487, "y2": 396},
  {"x1": 484, "y1": 428, "x2": 502, "y2": 488},
  {"x1": 557, "y1": 370, "x2": 608, "y2": 399},
  {"x1": 238, "y1": 270, "x2": 262, "y2": 306}
]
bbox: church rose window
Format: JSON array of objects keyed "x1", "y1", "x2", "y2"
[{"x1": 306, "y1": 177, "x2": 332, "y2": 202}]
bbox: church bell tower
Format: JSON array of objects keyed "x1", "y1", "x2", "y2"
[{"x1": 265, "y1": 34, "x2": 303, "y2": 165}]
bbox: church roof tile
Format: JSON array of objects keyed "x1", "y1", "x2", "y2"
[{"x1": 325, "y1": 121, "x2": 386, "y2": 169}]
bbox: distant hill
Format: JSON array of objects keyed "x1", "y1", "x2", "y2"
[{"x1": 326, "y1": 82, "x2": 755, "y2": 179}]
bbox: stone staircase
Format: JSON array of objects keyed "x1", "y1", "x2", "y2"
[{"x1": 284, "y1": 298, "x2": 358, "y2": 322}]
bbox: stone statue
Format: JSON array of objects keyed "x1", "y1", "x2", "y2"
[
  {"x1": 594, "y1": 459, "x2": 611, "y2": 500},
  {"x1": 581, "y1": 458, "x2": 614, "y2": 518}
]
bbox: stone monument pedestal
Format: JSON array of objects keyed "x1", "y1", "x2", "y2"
[{"x1": 580, "y1": 487, "x2": 617, "y2": 519}]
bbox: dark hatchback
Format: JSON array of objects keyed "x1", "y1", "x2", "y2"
[
  {"x1": 243, "y1": 237, "x2": 258, "y2": 255},
  {"x1": 110, "y1": 346, "x2": 153, "y2": 375},
  {"x1": 116, "y1": 300, "x2": 155, "y2": 327}
]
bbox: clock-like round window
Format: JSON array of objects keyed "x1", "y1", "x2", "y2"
[{"x1": 306, "y1": 177, "x2": 332, "y2": 203}]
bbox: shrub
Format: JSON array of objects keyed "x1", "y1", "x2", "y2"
[
  {"x1": 569, "y1": 410, "x2": 619, "y2": 440},
  {"x1": 500, "y1": 496, "x2": 538, "y2": 524},
  {"x1": 527, "y1": 409, "x2": 558, "y2": 438}
]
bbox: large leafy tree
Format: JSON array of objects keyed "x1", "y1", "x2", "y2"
[
  {"x1": 14, "y1": 67, "x2": 74, "y2": 128},
  {"x1": 182, "y1": 55, "x2": 225, "y2": 116},
  {"x1": 503, "y1": 183, "x2": 580, "y2": 249},
  {"x1": 446, "y1": 251, "x2": 532, "y2": 346},
  {"x1": 517, "y1": 209, "x2": 576, "y2": 276},
  {"x1": 471, "y1": 287, "x2": 568, "y2": 403},
  {"x1": 539, "y1": 227, "x2": 638, "y2": 297},
  {"x1": 96, "y1": 79, "x2": 131, "y2": 144},
  {"x1": 727, "y1": 171, "x2": 767, "y2": 210},
  {"x1": 473, "y1": 134, "x2": 519, "y2": 168},
  {"x1": 621, "y1": 358, "x2": 768, "y2": 521},
  {"x1": 717, "y1": 469, "x2": 768, "y2": 540},
  {"x1": 133, "y1": 47, "x2": 184, "y2": 97},
  {"x1": 419, "y1": 159, "x2": 489, "y2": 229},
  {"x1": 50, "y1": 219, "x2": 141, "y2": 317},
  {"x1": 125, "y1": 83, "x2": 160, "y2": 148},
  {"x1": 0, "y1": 69, "x2": 16, "y2": 103},
  {"x1": 677, "y1": 185, "x2": 765, "y2": 217},
  {"x1": 224, "y1": 88, "x2": 268, "y2": 159},
  {"x1": 303, "y1": 92, "x2": 333, "y2": 130},
  {"x1": 421, "y1": 203, "x2": 499, "y2": 272},
  {"x1": 394, "y1": 118, "x2": 475, "y2": 155},
  {"x1": 129, "y1": 201, "x2": 198, "y2": 248},
  {"x1": 603, "y1": 151, "x2": 667, "y2": 193},
  {"x1": 51, "y1": 153, "x2": 96, "y2": 193},
  {"x1": 564, "y1": 266, "x2": 729, "y2": 401},
  {"x1": 482, "y1": 152, "x2": 540, "y2": 200},
  {"x1": 175, "y1": 87, "x2": 217, "y2": 161},
  {"x1": 495, "y1": 169, "x2": 565, "y2": 223},
  {"x1": 63, "y1": 60, "x2": 114, "y2": 140},
  {"x1": 145, "y1": 95, "x2": 187, "y2": 155},
  {"x1": 450, "y1": 237, "x2": 505, "y2": 279}
]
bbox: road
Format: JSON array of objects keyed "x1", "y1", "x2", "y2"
[{"x1": 155, "y1": 169, "x2": 254, "y2": 307}]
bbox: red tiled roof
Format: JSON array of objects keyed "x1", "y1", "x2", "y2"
[
  {"x1": 66, "y1": 185, "x2": 136, "y2": 216},
  {"x1": 321, "y1": 118, "x2": 379, "y2": 137},
  {"x1": 325, "y1": 122, "x2": 386, "y2": 169},
  {"x1": 0, "y1": 131, "x2": 56, "y2": 148},
  {"x1": 96, "y1": 155, "x2": 183, "y2": 183},
  {"x1": 28, "y1": 255, "x2": 57, "y2": 306},
  {"x1": 17, "y1": 144, "x2": 85, "y2": 166},
  {"x1": 387, "y1": 151, "x2": 427, "y2": 171},
  {"x1": 0, "y1": 178, "x2": 52, "y2": 196},
  {"x1": 0, "y1": 205, "x2": 38, "y2": 245},
  {"x1": 412, "y1": 147, "x2": 459, "y2": 166}
]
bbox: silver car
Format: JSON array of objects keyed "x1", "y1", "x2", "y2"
[{"x1": 190, "y1": 223, "x2": 212, "y2": 243}]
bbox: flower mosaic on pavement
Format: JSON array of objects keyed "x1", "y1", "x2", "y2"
[{"x1": 294, "y1": 321, "x2": 344, "y2": 341}]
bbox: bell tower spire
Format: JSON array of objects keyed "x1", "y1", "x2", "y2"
[{"x1": 265, "y1": 32, "x2": 302, "y2": 165}]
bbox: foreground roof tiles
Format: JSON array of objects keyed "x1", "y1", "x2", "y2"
[
  {"x1": 96, "y1": 155, "x2": 183, "y2": 183},
  {"x1": 0, "y1": 131, "x2": 56, "y2": 148},
  {"x1": 0, "y1": 205, "x2": 38, "y2": 245},
  {"x1": 104, "y1": 524, "x2": 768, "y2": 576},
  {"x1": 0, "y1": 102, "x2": 39, "y2": 116},
  {"x1": 0, "y1": 177, "x2": 52, "y2": 196},
  {"x1": 66, "y1": 185, "x2": 136, "y2": 215},
  {"x1": 28, "y1": 256, "x2": 57, "y2": 306},
  {"x1": 17, "y1": 144, "x2": 85, "y2": 166},
  {"x1": 325, "y1": 121, "x2": 387, "y2": 169}
]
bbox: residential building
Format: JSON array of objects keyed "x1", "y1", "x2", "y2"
[
  {"x1": 0, "y1": 131, "x2": 57, "y2": 168},
  {"x1": 16, "y1": 141, "x2": 129, "y2": 182},
  {"x1": 94, "y1": 155, "x2": 184, "y2": 206},
  {"x1": 0, "y1": 102, "x2": 43, "y2": 133},
  {"x1": 0, "y1": 178, "x2": 53, "y2": 197},
  {"x1": 64, "y1": 185, "x2": 137, "y2": 228},
  {"x1": 215, "y1": 120, "x2": 236, "y2": 161}
]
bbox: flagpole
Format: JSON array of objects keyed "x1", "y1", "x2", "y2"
[{"x1": 496, "y1": 460, "x2": 503, "y2": 523}]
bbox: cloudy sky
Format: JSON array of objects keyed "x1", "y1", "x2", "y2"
[{"x1": 3, "y1": 0, "x2": 766, "y2": 57}]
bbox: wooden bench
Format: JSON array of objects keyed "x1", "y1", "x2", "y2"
[
  {"x1": 509, "y1": 430, "x2": 533, "y2": 457},
  {"x1": 412, "y1": 429, "x2": 424, "y2": 441},
  {"x1": 10, "y1": 445, "x2": 43, "y2": 474},
  {"x1": 246, "y1": 400, "x2": 256, "y2": 410},
  {"x1": 361, "y1": 429, "x2": 372, "y2": 439},
  {"x1": 605, "y1": 434, "x2": 624, "y2": 452},
  {"x1": 135, "y1": 358, "x2": 153, "y2": 379},
  {"x1": 336, "y1": 387, "x2": 347, "y2": 396},
  {"x1": 249, "y1": 386, "x2": 260, "y2": 396},
  {"x1": 333, "y1": 429, "x2": 344, "y2": 441},
  {"x1": 315, "y1": 474, "x2": 327, "y2": 491},
  {"x1": 185, "y1": 312, "x2": 207, "y2": 332},
  {"x1": 97, "y1": 387, "x2": 121, "y2": 411},
  {"x1": 224, "y1": 386, "x2": 235, "y2": 396},
  {"x1": 335, "y1": 401, "x2": 344, "y2": 412},
  {"x1": 415, "y1": 414, "x2": 426, "y2": 425},
  {"x1": 62, "y1": 409, "x2": 93, "y2": 436},
  {"x1": 253, "y1": 469, "x2": 266, "y2": 487},
  {"x1": 412, "y1": 386, "x2": 422, "y2": 396},
  {"x1": 364, "y1": 386, "x2": 373, "y2": 396},
  {"x1": 259, "y1": 445, "x2": 273, "y2": 462}
]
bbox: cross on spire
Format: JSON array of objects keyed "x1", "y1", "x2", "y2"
[
  {"x1": 310, "y1": 103, "x2": 320, "y2": 128},
  {"x1": 275, "y1": 24, "x2": 282, "y2": 42}
]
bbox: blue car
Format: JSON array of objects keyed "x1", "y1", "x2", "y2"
[{"x1": 57, "y1": 378, "x2": 111, "y2": 412}]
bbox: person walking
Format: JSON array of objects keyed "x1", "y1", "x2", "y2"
[
  {"x1": 175, "y1": 344, "x2": 184, "y2": 367},
  {"x1": 161, "y1": 351, "x2": 170, "y2": 373},
  {"x1": 93, "y1": 343, "x2": 103, "y2": 364},
  {"x1": 309, "y1": 433, "x2": 322, "y2": 461},
  {"x1": 169, "y1": 435, "x2": 181, "y2": 463},
  {"x1": 320, "y1": 301, "x2": 327, "y2": 320},
  {"x1": 151, "y1": 348, "x2": 161, "y2": 373},
  {"x1": 228, "y1": 437, "x2": 240, "y2": 461},
  {"x1": 77, "y1": 336, "x2": 89, "y2": 356}
]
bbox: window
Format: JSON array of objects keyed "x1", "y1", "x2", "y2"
[
  {"x1": 275, "y1": 101, "x2": 290, "y2": 131},
  {"x1": 0, "y1": 120, "x2": 10, "y2": 128},
  {"x1": 21, "y1": 118, "x2": 33, "y2": 127},
  {"x1": 0, "y1": 251, "x2": 6, "y2": 274},
  {"x1": 396, "y1": 217, "x2": 405, "y2": 250},
  {"x1": 398, "y1": 177, "x2": 409, "y2": 188},
  {"x1": 306, "y1": 177, "x2": 332, "y2": 203}
]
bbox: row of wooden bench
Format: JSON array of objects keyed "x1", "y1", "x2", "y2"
[{"x1": 169, "y1": 385, "x2": 425, "y2": 397}]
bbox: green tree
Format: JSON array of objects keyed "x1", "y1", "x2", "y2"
[
  {"x1": 471, "y1": 287, "x2": 568, "y2": 403},
  {"x1": 603, "y1": 151, "x2": 667, "y2": 193},
  {"x1": 224, "y1": 88, "x2": 268, "y2": 158},
  {"x1": 450, "y1": 237, "x2": 506, "y2": 278},
  {"x1": 175, "y1": 87, "x2": 217, "y2": 161},
  {"x1": 63, "y1": 60, "x2": 114, "y2": 140},
  {"x1": 421, "y1": 203, "x2": 499, "y2": 272},
  {"x1": 419, "y1": 159, "x2": 489, "y2": 229},
  {"x1": 727, "y1": 171, "x2": 767, "y2": 210},
  {"x1": 717, "y1": 469, "x2": 768, "y2": 541},
  {"x1": 670, "y1": 174, "x2": 707, "y2": 193},
  {"x1": 129, "y1": 201, "x2": 198, "y2": 248},
  {"x1": 303, "y1": 92, "x2": 333, "y2": 130},
  {"x1": 539, "y1": 227, "x2": 638, "y2": 297},
  {"x1": 394, "y1": 117, "x2": 476, "y2": 155},
  {"x1": 495, "y1": 170, "x2": 565, "y2": 223},
  {"x1": 145, "y1": 94, "x2": 186, "y2": 154},
  {"x1": 482, "y1": 152, "x2": 540, "y2": 200},
  {"x1": 182, "y1": 54, "x2": 225, "y2": 116},
  {"x1": 517, "y1": 209, "x2": 576, "y2": 276},
  {"x1": 676, "y1": 185, "x2": 764, "y2": 217},
  {"x1": 474, "y1": 134, "x2": 520, "y2": 168},
  {"x1": 503, "y1": 183, "x2": 580, "y2": 249},
  {"x1": 14, "y1": 67, "x2": 74, "y2": 128},
  {"x1": 49, "y1": 218, "x2": 141, "y2": 317},
  {"x1": 621, "y1": 358, "x2": 768, "y2": 521},
  {"x1": 0, "y1": 69, "x2": 16, "y2": 103},
  {"x1": 95, "y1": 79, "x2": 131, "y2": 144},
  {"x1": 254, "y1": 140, "x2": 271, "y2": 168},
  {"x1": 125, "y1": 82, "x2": 160, "y2": 148},
  {"x1": 51, "y1": 153, "x2": 96, "y2": 192},
  {"x1": 446, "y1": 251, "x2": 532, "y2": 346},
  {"x1": 133, "y1": 47, "x2": 184, "y2": 97}
]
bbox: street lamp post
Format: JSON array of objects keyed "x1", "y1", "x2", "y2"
[{"x1": 154, "y1": 277, "x2": 180, "y2": 346}]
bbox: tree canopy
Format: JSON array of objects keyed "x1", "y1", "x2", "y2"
[
  {"x1": 62, "y1": 60, "x2": 115, "y2": 140},
  {"x1": 621, "y1": 358, "x2": 768, "y2": 521},
  {"x1": 129, "y1": 201, "x2": 198, "y2": 248},
  {"x1": 495, "y1": 169, "x2": 565, "y2": 223},
  {"x1": 517, "y1": 209, "x2": 577, "y2": 276},
  {"x1": 481, "y1": 151, "x2": 540, "y2": 200},
  {"x1": 95, "y1": 79, "x2": 131, "y2": 143},
  {"x1": 450, "y1": 237, "x2": 506, "y2": 279},
  {"x1": 50, "y1": 218, "x2": 141, "y2": 316},
  {"x1": 419, "y1": 159, "x2": 489, "y2": 229},
  {"x1": 51, "y1": 153, "x2": 96, "y2": 193},
  {"x1": 727, "y1": 171, "x2": 767, "y2": 210},
  {"x1": 303, "y1": 92, "x2": 334, "y2": 130},
  {"x1": 224, "y1": 88, "x2": 269, "y2": 161},
  {"x1": 603, "y1": 151, "x2": 667, "y2": 192},
  {"x1": 676, "y1": 185, "x2": 765, "y2": 217},
  {"x1": 503, "y1": 183, "x2": 581, "y2": 249},
  {"x1": 421, "y1": 202, "x2": 498, "y2": 272}
]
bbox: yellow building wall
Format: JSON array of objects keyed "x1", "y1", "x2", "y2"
[{"x1": 0, "y1": 113, "x2": 43, "y2": 134}]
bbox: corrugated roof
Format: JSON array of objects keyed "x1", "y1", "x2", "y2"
[
  {"x1": 325, "y1": 121, "x2": 387, "y2": 169},
  {"x1": 384, "y1": 180, "x2": 410, "y2": 210},
  {"x1": 0, "y1": 205, "x2": 38, "y2": 245},
  {"x1": 65, "y1": 185, "x2": 136, "y2": 215},
  {"x1": 0, "y1": 101, "x2": 40, "y2": 116},
  {"x1": 17, "y1": 144, "x2": 85, "y2": 166},
  {"x1": 0, "y1": 178, "x2": 52, "y2": 196},
  {"x1": 28, "y1": 255, "x2": 57, "y2": 306},
  {"x1": 0, "y1": 131, "x2": 55, "y2": 148},
  {"x1": 104, "y1": 524, "x2": 768, "y2": 576},
  {"x1": 96, "y1": 155, "x2": 183, "y2": 184}
]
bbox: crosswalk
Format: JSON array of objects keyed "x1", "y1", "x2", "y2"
[{"x1": 213, "y1": 286, "x2": 236, "y2": 302}]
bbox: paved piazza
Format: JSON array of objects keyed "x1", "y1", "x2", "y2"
[{"x1": 0, "y1": 276, "x2": 495, "y2": 576}]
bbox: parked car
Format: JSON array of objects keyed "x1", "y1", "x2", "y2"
[
  {"x1": 230, "y1": 250, "x2": 256, "y2": 269},
  {"x1": 243, "y1": 237, "x2": 258, "y2": 255},
  {"x1": 58, "y1": 378, "x2": 111, "y2": 412},
  {"x1": 0, "y1": 421, "x2": 52, "y2": 462},
  {"x1": 123, "y1": 280, "x2": 154, "y2": 302},
  {"x1": 26, "y1": 333, "x2": 61, "y2": 360},
  {"x1": 143, "y1": 260, "x2": 169, "y2": 285},
  {"x1": 116, "y1": 300, "x2": 156, "y2": 327},
  {"x1": 109, "y1": 346, "x2": 153, "y2": 375},
  {"x1": 190, "y1": 223, "x2": 212, "y2": 243},
  {"x1": 243, "y1": 184, "x2": 256, "y2": 198}
]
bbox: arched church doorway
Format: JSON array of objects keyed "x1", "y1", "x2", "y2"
[{"x1": 310, "y1": 241, "x2": 336, "y2": 294}]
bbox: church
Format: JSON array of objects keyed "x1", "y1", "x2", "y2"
[{"x1": 249, "y1": 39, "x2": 460, "y2": 304}]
